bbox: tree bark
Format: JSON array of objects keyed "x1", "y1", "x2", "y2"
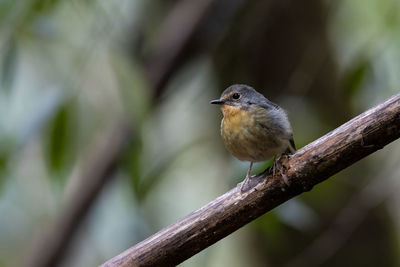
[{"x1": 102, "y1": 93, "x2": 400, "y2": 267}]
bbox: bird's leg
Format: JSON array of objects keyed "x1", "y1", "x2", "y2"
[
  {"x1": 240, "y1": 161, "x2": 253, "y2": 192},
  {"x1": 269, "y1": 156, "x2": 280, "y2": 176}
]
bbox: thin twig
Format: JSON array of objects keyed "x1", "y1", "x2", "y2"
[{"x1": 102, "y1": 93, "x2": 400, "y2": 267}]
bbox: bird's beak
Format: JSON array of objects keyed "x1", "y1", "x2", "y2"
[{"x1": 210, "y1": 99, "x2": 225, "y2": 105}]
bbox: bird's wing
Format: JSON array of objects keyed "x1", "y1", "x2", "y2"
[{"x1": 258, "y1": 98, "x2": 280, "y2": 110}]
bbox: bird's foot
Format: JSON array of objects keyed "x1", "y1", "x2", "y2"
[
  {"x1": 269, "y1": 157, "x2": 290, "y2": 186},
  {"x1": 240, "y1": 175, "x2": 249, "y2": 192}
]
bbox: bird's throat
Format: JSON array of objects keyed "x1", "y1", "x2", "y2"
[
  {"x1": 221, "y1": 105, "x2": 242, "y2": 117},
  {"x1": 221, "y1": 105, "x2": 248, "y2": 132}
]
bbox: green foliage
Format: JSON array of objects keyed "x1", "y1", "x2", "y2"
[
  {"x1": 0, "y1": 147, "x2": 8, "y2": 190},
  {"x1": 342, "y1": 58, "x2": 370, "y2": 101},
  {"x1": 31, "y1": 0, "x2": 60, "y2": 13},
  {"x1": 123, "y1": 138, "x2": 143, "y2": 198},
  {"x1": 43, "y1": 100, "x2": 77, "y2": 179}
]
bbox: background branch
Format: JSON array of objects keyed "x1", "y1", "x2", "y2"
[
  {"x1": 144, "y1": 0, "x2": 215, "y2": 96},
  {"x1": 102, "y1": 93, "x2": 400, "y2": 267},
  {"x1": 23, "y1": 121, "x2": 132, "y2": 267},
  {"x1": 21, "y1": 1, "x2": 225, "y2": 265}
]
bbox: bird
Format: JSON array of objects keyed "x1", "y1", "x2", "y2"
[{"x1": 210, "y1": 84, "x2": 295, "y2": 192}]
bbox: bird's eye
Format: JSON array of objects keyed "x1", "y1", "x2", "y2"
[{"x1": 232, "y1": 93, "x2": 240, "y2": 100}]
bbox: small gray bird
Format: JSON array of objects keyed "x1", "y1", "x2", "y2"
[{"x1": 210, "y1": 84, "x2": 295, "y2": 191}]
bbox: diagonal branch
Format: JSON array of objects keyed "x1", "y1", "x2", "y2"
[{"x1": 102, "y1": 93, "x2": 400, "y2": 267}]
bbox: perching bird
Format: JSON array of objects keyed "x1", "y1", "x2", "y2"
[{"x1": 210, "y1": 84, "x2": 295, "y2": 191}]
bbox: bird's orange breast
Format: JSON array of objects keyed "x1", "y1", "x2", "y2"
[
  {"x1": 220, "y1": 105, "x2": 248, "y2": 132},
  {"x1": 220, "y1": 104, "x2": 286, "y2": 162}
]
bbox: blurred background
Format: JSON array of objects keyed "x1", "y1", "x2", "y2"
[{"x1": 0, "y1": 0, "x2": 400, "y2": 266}]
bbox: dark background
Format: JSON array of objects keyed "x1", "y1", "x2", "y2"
[{"x1": 0, "y1": 0, "x2": 399, "y2": 266}]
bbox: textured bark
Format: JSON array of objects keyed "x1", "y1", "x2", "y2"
[{"x1": 102, "y1": 93, "x2": 400, "y2": 267}]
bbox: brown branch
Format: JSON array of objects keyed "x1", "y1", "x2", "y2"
[
  {"x1": 23, "y1": 121, "x2": 132, "y2": 267},
  {"x1": 102, "y1": 93, "x2": 400, "y2": 267}
]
